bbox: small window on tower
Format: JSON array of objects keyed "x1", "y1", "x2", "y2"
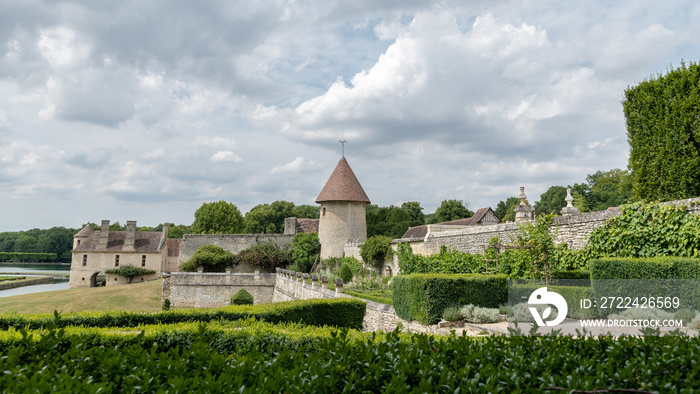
[
  {"x1": 82, "y1": 255, "x2": 87, "y2": 266},
  {"x1": 115, "y1": 255, "x2": 120, "y2": 267},
  {"x1": 142, "y1": 255, "x2": 146, "y2": 267},
  {"x1": 322, "y1": 207, "x2": 326, "y2": 217}
]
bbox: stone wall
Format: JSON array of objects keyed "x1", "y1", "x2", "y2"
[
  {"x1": 395, "y1": 197, "x2": 700, "y2": 257},
  {"x1": 178, "y1": 234, "x2": 294, "y2": 265},
  {"x1": 273, "y1": 270, "x2": 398, "y2": 332},
  {"x1": 162, "y1": 270, "x2": 276, "y2": 308}
]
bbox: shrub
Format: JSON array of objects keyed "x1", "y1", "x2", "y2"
[
  {"x1": 231, "y1": 289, "x2": 254, "y2": 305},
  {"x1": 397, "y1": 243, "x2": 487, "y2": 275},
  {"x1": 460, "y1": 305, "x2": 501, "y2": 324},
  {"x1": 235, "y1": 242, "x2": 290, "y2": 272},
  {"x1": 180, "y1": 244, "x2": 236, "y2": 272},
  {"x1": 162, "y1": 299, "x2": 171, "y2": 311},
  {"x1": 104, "y1": 265, "x2": 156, "y2": 283},
  {"x1": 360, "y1": 236, "x2": 394, "y2": 271},
  {"x1": 442, "y1": 306, "x2": 462, "y2": 322},
  {"x1": 339, "y1": 263, "x2": 353, "y2": 284},
  {"x1": 393, "y1": 274, "x2": 508, "y2": 325},
  {"x1": 288, "y1": 232, "x2": 320, "y2": 273},
  {"x1": 673, "y1": 309, "x2": 696, "y2": 325}
]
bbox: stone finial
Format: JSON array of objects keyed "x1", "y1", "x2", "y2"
[
  {"x1": 518, "y1": 186, "x2": 527, "y2": 205},
  {"x1": 311, "y1": 274, "x2": 319, "y2": 286},
  {"x1": 197, "y1": 266, "x2": 204, "y2": 273},
  {"x1": 296, "y1": 272, "x2": 302, "y2": 281},
  {"x1": 514, "y1": 186, "x2": 534, "y2": 222},
  {"x1": 561, "y1": 187, "x2": 581, "y2": 216},
  {"x1": 225, "y1": 267, "x2": 232, "y2": 274},
  {"x1": 321, "y1": 275, "x2": 329, "y2": 290},
  {"x1": 303, "y1": 273, "x2": 309, "y2": 284}
]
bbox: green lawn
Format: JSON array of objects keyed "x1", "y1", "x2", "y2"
[
  {"x1": 345, "y1": 289, "x2": 393, "y2": 305},
  {"x1": 0, "y1": 276, "x2": 26, "y2": 282},
  {"x1": 0, "y1": 279, "x2": 164, "y2": 314}
]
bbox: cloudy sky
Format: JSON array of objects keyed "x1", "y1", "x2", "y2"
[{"x1": 1, "y1": 1, "x2": 699, "y2": 231}]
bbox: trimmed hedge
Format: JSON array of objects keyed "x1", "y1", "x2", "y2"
[
  {"x1": 0, "y1": 252, "x2": 57, "y2": 262},
  {"x1": 591, "y1": 257, "x2": 700, "y2": 310},
  {"x1": 393, "y1": 274, "x2": 508, "y2": 325},
  {"x1": 590, "y1": 257, "x2": 700, "y2": 280},
  {"x1": 2, "y1": 322, "x2": 700, "y2": 391},
  {"x1": 0, "y1": 298, "x2": 366, "y2": 330},
  {"x1": 231, "y1": 289, "x2": 254, "y2": 305}
]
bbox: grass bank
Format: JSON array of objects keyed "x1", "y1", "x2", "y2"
[{"x1": 0, "y1": 279, "x2": 163, "y2": 314}]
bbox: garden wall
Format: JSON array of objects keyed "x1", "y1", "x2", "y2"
[
  {"x1": 397, "y1": 197, "x2": 700, "y2": 256},
  {"x1": 273, "y1": 270, "x2": 442, "y2": 333},
  {"x1": 162, "y1": 271, "x2": 276, "y2": 308},
  {"x1": 178, "y1": 234, "x2": 294, "y2": 266}
]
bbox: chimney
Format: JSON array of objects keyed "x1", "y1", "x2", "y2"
[
  {"x1": 124, "y1": 221, "x2": 137, "y2": 251},
  {"x1": 98, "y1": 220, "x2": 110, "y2": 250},
  {"x1": 162, "y1": 224, "x2": 169, "y2": 240}
]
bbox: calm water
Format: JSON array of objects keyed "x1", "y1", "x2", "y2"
[{"x1": 0, "y1": 264, "x2": 71, "y2": 298}]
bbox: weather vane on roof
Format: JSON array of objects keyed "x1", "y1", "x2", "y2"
[{"x1": 339, "y1": 139, "x2": 348, "y2": 157}]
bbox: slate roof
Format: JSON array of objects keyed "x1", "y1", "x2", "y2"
[
  {"x1": 398, "y1": 207, "x2": 500, "y2": 240},
  {"x1": 73, "y1": 231, "x2": 165, "y2": 253},
  {"x1": 316, "y1": 157, "x2": 370, "y2": 203}
]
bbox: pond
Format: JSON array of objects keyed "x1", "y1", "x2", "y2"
[{"x1": 0, "y1": 263, "x2": 71, "y2": 298}]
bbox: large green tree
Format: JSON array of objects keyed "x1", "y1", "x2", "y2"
[
  {"x1": 623, "y1": 61, "x2": 700, "y2": 200},
  {"x1": 401, "y1": 201, "x2": 425, "y2": 225},
  {"x1": 535, "y1": 186, "x2": 567, "y2": 215},
  {"x1": 494, "y1": 196, "x2": 519, "y2": 222},
  {"x1": 191, "y1": 201, "x2": 245, "y2": 234},
  {"x1": 245, "y1": 200, "x2": 296, "y2": 234},
  {"x1": 428, "y1": 199, "x2": 474, "y2": 223}
]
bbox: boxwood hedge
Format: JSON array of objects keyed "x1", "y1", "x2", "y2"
[
  {"x1": 2, "y1": 323, "x2": 700, "y2": 392},
  {"x1": 393, "y1": 273, "x2": 508, "y2": 325},
  {"x1": 590, "y1": 257, "x2": 700, "y2": 311},
  {"x1": 0, "y1": 298, "x2": 366, "y2": 330}
]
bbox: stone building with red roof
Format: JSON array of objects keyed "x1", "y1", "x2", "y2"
[{"x1": 316, "y1": 156, "x2": 370, "y2": 259}]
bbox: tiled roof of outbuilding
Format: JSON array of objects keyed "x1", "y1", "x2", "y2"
[
  {"x1": 316, "y1": 157, "x2": 370, "y2": 203},
  {"x1": 397, "y1": 208, "x2": 500, "y2": 240}
]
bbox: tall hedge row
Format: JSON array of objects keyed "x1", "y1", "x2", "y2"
[
  {"x1": 0, "y1": 298, "x2": 367, "y2": 330},
  {"x1": 623, "y1": 61, "x2": 700, "y2": 201},
  {"x1": 0, "y1": 252, "x2": 57, "y2": 262},
  {"x1": 393, "y1": 274, "x2": 508, "y2": 325},
  {"x1": 590, "y1": 257, "x2": 700, "y2": 310}
]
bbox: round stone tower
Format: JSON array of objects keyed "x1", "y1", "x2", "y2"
[{"x1": 316, "y1": 156, "x2": 370, "y2": 259}]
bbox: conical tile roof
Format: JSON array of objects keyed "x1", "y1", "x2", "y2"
[{"x1": 316, "y1": 157, "x2": 370, "y2": 203}]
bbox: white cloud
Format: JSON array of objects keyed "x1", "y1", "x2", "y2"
[
  {"x1": 270, "y1": 157, "x2": 320, "y2": 174},
  {"x1": 211, "y1": 150, "x2": 243, "y2": 163},
  {"x1": 37, "y1": 26, "x2": 91, "y2": 68}
]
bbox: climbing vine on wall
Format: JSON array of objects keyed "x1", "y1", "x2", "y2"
[{"x1": 587, "y1": 201, "x2": 700, "y2": 258}]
